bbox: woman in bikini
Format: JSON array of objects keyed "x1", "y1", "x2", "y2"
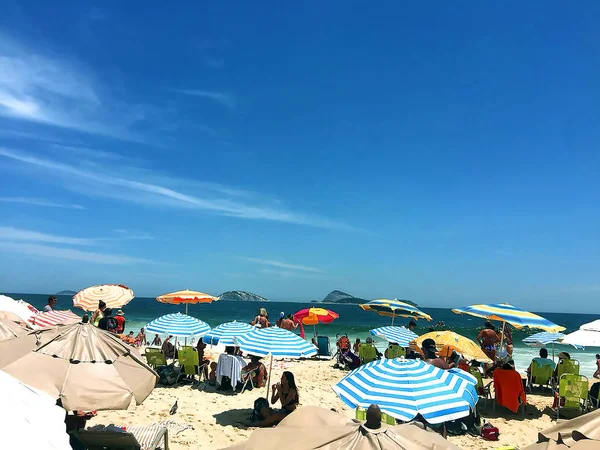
[
  {"x1": 250, "y1": 308, "x2": 270, "y2": 328},
  {"x1": 253, "y1": 371, "x2": 298, "y2": 427}
]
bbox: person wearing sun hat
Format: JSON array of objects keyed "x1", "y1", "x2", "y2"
[{"x1": 114, "y1": 309, "x2": 126, "y2": 334}]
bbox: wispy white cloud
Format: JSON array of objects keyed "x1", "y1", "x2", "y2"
[
  {"x1": 174, "y1": 89, "x2": 236, "y2": 109},
  {"x1": 0, "y1": 147, "x2": 354, "y2": 230},
  {"x1": 0, "y1": 241, "x2": 155, "y2": 265},
  {"x1": 0, "y1": 33, "x2": 180, "y2": 141},
  {"x1": 0, "y1": 226, "x2": 94, "y2": 245},
  {"x1": 241, "y1": 257, "x2": 322, "y2": 273},
  {"x1": 0, "y1": 197, "x2": 84, "y2": 210}
]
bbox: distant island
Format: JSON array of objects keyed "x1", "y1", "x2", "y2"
[
  {"x1": 322, "y1": 290, "x2": 367, "y2": 304},
  {"x1": 218, "y1": 291, "x2": 269, "y2": 302},
  {"x1": 56, "y1": 290, "x2": 77, "y2": 296}
]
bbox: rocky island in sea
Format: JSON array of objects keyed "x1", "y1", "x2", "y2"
[
  {"x1": 322, "y1": 290, "x2": 367, "y2": 304},
  {"x1": 56, "y1": 290, "x2": 77, "y2": 296},
  {"x1": 218, "y1": 290, "x2": 269, "y2": 302}
]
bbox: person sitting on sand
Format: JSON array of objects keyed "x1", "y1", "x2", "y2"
[
  {"x1": 421, "y1": 338, "x2": 450, "y2": 369},
  {"x1": 253, "y1": 371, "x2": 299, "y2": 427},
  {"x1": 208, "y1": 362, "x2": 218, "y2": 386},
  {"x1": 151, "y1": 334, "x2": 162, "y2": 346},
  {"x1": 594, "y1": 354, "x2": 600, "y2": 379},
  {"x1": 251, "y1": 308, "x2": 270, "y2": 328},
  {"x1": 162, "y1": 335, "x2": 176, "y2": 359},
  {"x1": 135, "y1": 328, "x2": 146, "y2": 346},
  {"x1": 477, "y1": 321, "x2": 499, "y2": 362},
  {"x1": 91, "y1": 300, "x2": 107, "y2": 327},
  {"x1": 242, "y1": 355, "x2": 267, "y2": 389}
]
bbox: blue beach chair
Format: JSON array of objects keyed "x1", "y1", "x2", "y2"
[{"x1": 316, "y1": 335, "x2": 332, "y2": 357}]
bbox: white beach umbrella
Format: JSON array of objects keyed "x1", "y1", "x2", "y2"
[
  {"x1": 561, "y1": 319, "x2": 600, "y2": 348},
  {"x1": 0, "y1": 294, "x2": 36, "y2": 323},
  {"x1": 0, "y1": 369, "x2": 71, "y2": 450},
  {"x1": 73, "y1": 284, "x2": 134, "y2": 311}
]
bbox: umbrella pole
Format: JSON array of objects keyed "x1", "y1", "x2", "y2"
[
  {"x1": 265, "y1": 354, "x2": 273, "y2": 400},
  {"x1": 391, "y1": 315, "x2": 395, "y2": 326},
  {"x1": 185, "y1": 303, "x2": 188, "y2": 315},
  {"x1": 499, "y1": 321, "x2": 506, "y2": 362},
  {"x1": 314, "y1": 324, "x2": 317, "y2": 338},
  {"x1": 552, "y1": 343, "x2": 555, "y2": 361}
]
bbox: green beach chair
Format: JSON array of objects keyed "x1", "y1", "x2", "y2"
[
  {"x1": 556, "y1": 374, "x2": 588, "y2": 419},
  {"x1": 144, "y1": 347, "x2": 167, "y2": 369},
  {"x1": 386, "y1": 344, "x2": 406, "y2": 359},
  {"x1": 358, "y1": 344, "x2": 378, "y2": 365},
  {"x1": 356, "y1": 407, "x2": 396, "y2": 425},
  {"x1": 469, "y1": 367, "x2": 492, "y2": 407},
  {"x1": 557, "y1": 359, "x2": 580, "y2": 379},
  {"x1": 177, "y1": 345, "x2": 200, "y2": 380},
  {"x1": 528, "y1": 361, "x2": 553, "y2": 392}
]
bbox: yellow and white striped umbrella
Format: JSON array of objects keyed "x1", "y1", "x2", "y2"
[{"x1": 73, "y1": 284, "x2": 134, "y2": 311}]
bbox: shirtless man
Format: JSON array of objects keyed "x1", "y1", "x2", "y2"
[
  {"x1": 477, "y1": 321, "x2": 499, "y2": 362},
  {"x1": 421, "y1": 338, "x2": 450, "y2": 370},
  {"x1": 280, "y1": 314, "x2": 298, "y2": 331}
]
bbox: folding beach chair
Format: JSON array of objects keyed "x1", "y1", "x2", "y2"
[
  {"x1": 70, "y1": 424, "x2": 169, "y2": 450},
  {"x1": 589, "y1": 383, "x2": 600, "y2": 409},
  {"x1": 177, "y1": 346, "x2": 200, "y2": 382},
  {"x1": 493, "y1": 369, "x2": 527, "y2": 415},
  {"x1": 356, "y1": 407, "x2": 396, "y2": 425},
  {"x1": 385, "y1": 343, "x2": 405, "y2": 359},
  {"x1": 556, "y1": 374, "x2": 588, "y2": 419},
  {"x1": 557, "y1": 359, "x2": 580, "y2": 379},
  {"x1": 469, "y1": 367, "x2": 492, "y2": 407},
  {"x1": 527, "y1": 361, "x2": 554, "y2": 392},
  {"x1": 358, "y1": 344, "x2": 377, "y2": 365},
  {"x1": 316, "y1": 335, "x2": 332, "y2": 358},
  {"x1": 144, "y1": 348, "x2": 167, "y2": 370}
]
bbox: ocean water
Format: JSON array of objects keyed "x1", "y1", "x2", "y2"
[{"x1": 7, "y1": 293, "x2": 600, "y2": 377}]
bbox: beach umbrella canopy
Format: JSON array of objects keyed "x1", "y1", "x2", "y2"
[
  {"x1": 293, "y1": 307, "x2": 339, "y2": 325},
  {"x1": 452, "y1": 303, "x2": 565, "y2": 332},
  {"x1": 412, "y1": 331, "x2": 492, "y2": 363},
  {"x1": 0, "y1": 369, "x2": 71, "y2": 450},
  {"x1": 73, "y1": 284, "x2": 134, "y2": 312},
  {"x1": 235, "y1": 327, "x2": 317, "y2": 359},
  {"x1": 226, "y1": 406, "x2": 462, "y2": 450},
  {"x1": 523, "y1": 332, "x2": 567, "y2": 347},
  {"x1": 202, "y1": 321, "x2": 253, "y2": 346},
  {"x1": 523, "y1": 407, "x2": 600, "y2": 449},
  {"x1": 157, "y1": 289, "x2": 216, "y2": 314},
  {"x1": 370, "y1": 326, "x2": 418, "y2": 347},
  {"x1": 560, "y1": 320, "x2": 600, "y2": 348},
  {"x1": 0, "y1": 318, "x2": 28, "y2": 341},
  {"x1": 0, "y1": 323, "x2": 158, "y2": 410},
  {"x1": 0, "y1": 294, "x2": 36, "y2": 323},
  {"x1": 28, "y1": 310, "x2": 81, "y2": 328},
  {"x1": 332, "y1": 358, "x2": 478, "y2": 424},
  {"x1": 145, "y1": 312, "x2": 210, "y2": 338},
  {"x1": 360, "y1": 299, "x2": 432, "y2": 325}
]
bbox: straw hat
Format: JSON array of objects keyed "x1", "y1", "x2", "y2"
[{"x1": 116, "y1": 310, "x2": 124, "y2": 316}]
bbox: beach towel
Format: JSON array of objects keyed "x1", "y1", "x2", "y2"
[{"x1": 493, "y1": 369, "x2": 526, "y2": 413}]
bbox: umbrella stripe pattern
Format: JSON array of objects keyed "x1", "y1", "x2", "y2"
[
  {"x1": 203, "y1": 321, "x2": 254, "y2": 346},
  {"x1": 145, "y1": 313, "x2": 210, "y2": 338},
  {"x1": 156, "y1": 290, "x2": 217, "y2": 305},
  {"x1": 522, "y1": 332, "x2": 566, "y2": 346},
  {"x1": 73, "y1": 285, "x2": 134, "y2": 311},
  {"x1": 369, "y1": 326, "x2": 418, "y2": 346},
  {"x1": 360, "y1": 299, "x2": 432, "y2": 321},
  {"x1": 332, "y1": 358, "x2": 477, "y2": 424},
  {"x1": 452, "y1": 303, "x2": 565, "y2": 332},
  {"x1": 28, "y1": 310, "x2": 81, "y2": 328},
  {"x1": 235, "y1": 327, "x2": 317, "y2": 359}
]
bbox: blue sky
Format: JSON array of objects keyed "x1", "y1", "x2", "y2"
[{"x1": 0, "y1": 2, "x2": 598, "y2": 311}]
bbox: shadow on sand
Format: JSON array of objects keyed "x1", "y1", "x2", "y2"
[{"x1": 213, "y1": 408, "x2": 254, "y2": 429}]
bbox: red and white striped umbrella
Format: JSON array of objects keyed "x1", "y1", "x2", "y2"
[
  {"x1": 73, "y1": 284, "x2": 134, "y2": 312},
  {"x1": 28, "y1": 310, "x2": 81, "y2": 328}
]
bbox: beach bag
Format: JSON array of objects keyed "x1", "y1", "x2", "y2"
[
  {"x1": 157, "y1": 364, "x2": 178, "y2": 386},
  {"x1": 481, "y1": 422, "x2": 499, "y2": 441},
  {"x1": 105, "y1": 317, "x2": 118, "y2": 334}
]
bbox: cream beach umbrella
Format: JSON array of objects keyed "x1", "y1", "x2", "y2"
[
  {"x1": 156, "y1": 289, "x2": 217, "y2": 315},
  {"x1": 0, "y1": 294, "x2": 36, "y2": 323},
  {"x1": 0, "y1": 323, "x2": 158, "y2": 410},
  {"x1": 73, "y1": 284, "x2": 134, "y2": 311},
  {"x1": 0, "y1": 318, "x2": 28, "y2": 341},
  {"x1": 0, "y1": 369, "x2": 71, "y2": 450}
]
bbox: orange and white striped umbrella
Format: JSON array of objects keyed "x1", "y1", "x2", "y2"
[
  {"x1": 29, "y1": 310, "x2": 82, "y2": 328},
  {"x1": 157, "y1": 289, "x2": 217, "y2": 315},
  {"x1": 73, "y1": 284, "x2": 134, "y2": 311}
]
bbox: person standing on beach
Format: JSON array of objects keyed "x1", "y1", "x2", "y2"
[
  {"x1": 91, "y1": 300, "x2": 107, "y2": 327},
  {"x1": 594, "y1": 354, "x2": 600, "y2": 379},
  {"x1": 477, "y1": 321, "x2": 499, "y2": 362},
  {"x1": 276, "y1": 312, "x2": 285, "y2": 328},
  {"x1": 407, "y1": 320, "x2": 417, "y2": 331},
  {"x1": 114, "y1": 310, "x2": 126, "y2": 334},
  {"x1": 280, "y1": 314, "x2": 298, "y2": 331},
  {"x1": 43, "y1": 296, "x2": 57, "y2": 312},
  {"x1": 251, "y1": 308, "x2": 270, "y2": 328}
]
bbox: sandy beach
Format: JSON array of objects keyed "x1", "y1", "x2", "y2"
[{"x1": 90, "y1": 348, "x2": 596, "y2": 450}]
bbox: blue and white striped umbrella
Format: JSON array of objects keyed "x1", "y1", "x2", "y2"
[
  {"x1": 202, "y1": 321, "x2": 254, "y2": 346},
  {"x1": 523, "y1": 332, "x2": 565, "y2": 347},
  {"x1": 235, "y1": 327, "x2": 317, "y2": 359},
  {"x1": 452, "y1": 303, "x2": 565, "y2": 332},
  {"x1": 369, "y1": 326, "x2": 418, "y2": 346},
  {"x1": 332, "y1": 359, "x2": 478, "y2": 424},
  {"x1": 145, "y1": 313, "x2": 210, "y2": 338}
]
